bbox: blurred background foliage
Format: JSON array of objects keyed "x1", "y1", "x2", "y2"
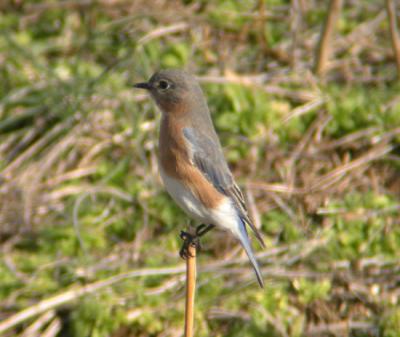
[{"x1": 0, "y1": 0, "x2": 399, "y2": 336}]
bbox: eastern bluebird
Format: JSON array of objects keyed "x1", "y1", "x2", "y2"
[{"x1": 134, "y1": 69, "x2": 265, "y2": 287}]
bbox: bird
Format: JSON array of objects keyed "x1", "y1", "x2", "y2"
[{"x1": 133, "y1": 69, "x2": 265, "y2": 287}]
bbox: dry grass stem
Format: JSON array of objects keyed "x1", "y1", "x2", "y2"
[
  {"x1": 386, "y1": 0, "x2": 400, "y2": 77},
  {"x1": 41, "y1": 318, "x2": 62, "y2": 337},
  {"x1": 20, "y1": 311, "x2": 56, "y2": 337},
  {"x1": 310, "y1": 144, "x2": 393, "y2": 192},
  {"x1": 314, "y1": 0, "x2": 343, "y2": 76},
  {"x1": 138, "y1": 22, "x2": 189, "y2": 45}
]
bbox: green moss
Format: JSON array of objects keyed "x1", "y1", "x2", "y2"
[
  {"x1": 326, "y1": 84, "x2": 400, "y2": 136},
  {"x1": 381, "y1": 309, "x2": 400, "y2": 337},
  {"x1": 70, "y1": 294, "x2": 127, "y2": 337},
  {"x1": 293, "y1": 278, "x2": 331, "y2": 304},
  {"x1": 325, "y1": 192, "x2": 400, "y2": 259}
]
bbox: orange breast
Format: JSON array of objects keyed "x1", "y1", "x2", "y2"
[{"x1": 159, "y1": 115, "x2": 224, "y2": 209}]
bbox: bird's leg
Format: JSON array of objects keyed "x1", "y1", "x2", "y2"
[
  {"x1": 179, "y1": 224, "x2": 215, "y2": 259},
  {"x1": 196, "y1": 224, "x2": 215, "y2": 237}
]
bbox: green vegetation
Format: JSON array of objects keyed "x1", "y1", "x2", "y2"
[{"x1": 0, "y1": 1, "x2": 399, "y2": 336}]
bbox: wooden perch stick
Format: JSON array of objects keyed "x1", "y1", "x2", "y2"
[{"x1": 184, "y1": 244, "x2": 197, "y2": 337}]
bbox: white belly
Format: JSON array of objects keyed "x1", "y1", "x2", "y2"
[{"x1": 159, "y1": 167, "x2": 241, "y2": 236}]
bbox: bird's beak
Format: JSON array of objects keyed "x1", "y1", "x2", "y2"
[{"x1": 133, "y1": 82, "x2": 151, "y2": 90}]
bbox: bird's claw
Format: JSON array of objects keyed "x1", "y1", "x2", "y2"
[
  {"x1": 179, "y1": 230, "x2": 201, "y2": 259},
  {"x1": 179, "y1": 224, "x2": 216, "y2": 259}
]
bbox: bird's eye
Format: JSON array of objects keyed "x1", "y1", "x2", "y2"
[{"x1": 158, "y1": 80, "x2": 170, "y2": 90}]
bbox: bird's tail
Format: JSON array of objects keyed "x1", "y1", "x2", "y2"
[{"x1": 236, "y1": 221, "x2": 264, "y2": 288}]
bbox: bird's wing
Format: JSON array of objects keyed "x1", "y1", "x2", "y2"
[{"x1": 183, "y1": 127, "x2": 265, "y2": 247}]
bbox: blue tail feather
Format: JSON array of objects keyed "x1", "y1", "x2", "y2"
[{"x1": 237, "y1": 221, "x2": 264, "y2": 288}]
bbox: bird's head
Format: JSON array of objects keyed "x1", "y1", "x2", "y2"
[{"x1": 133, "y1": 69, "x2": 204, "y2": 116}]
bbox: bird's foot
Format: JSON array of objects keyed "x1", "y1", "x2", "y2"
[
  {"x1": 179, "y1": 230, "x2": 200, "y2": 259},
  {"x1": 179, "y1": 224, "x2": 215, "y2": 259}
]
